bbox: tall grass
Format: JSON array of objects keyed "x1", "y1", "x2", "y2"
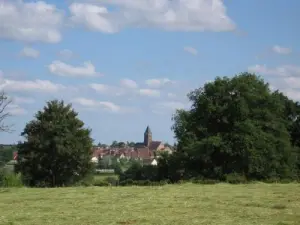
[{"x1": 0, "y1": 169, "x2": 23, "y2": 187}]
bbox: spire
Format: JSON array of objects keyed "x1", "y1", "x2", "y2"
[
  {"x1": 144, "y1": 125, "x2": 152, "y2": 147},
  {"x1": 145, "y1": 125, "x2": 151, "y2": 134}
]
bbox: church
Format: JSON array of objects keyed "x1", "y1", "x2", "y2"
[{"x1": 134, "y1": 126, "x2": 165, "y2": 151}]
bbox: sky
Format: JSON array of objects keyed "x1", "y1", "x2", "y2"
[{"x1": 0, "y1": 0, "x2": 299, "y2": 145}]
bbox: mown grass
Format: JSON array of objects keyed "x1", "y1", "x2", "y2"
[{"x1": 0, "y1": 183, "x2": 300, "y2": 225}]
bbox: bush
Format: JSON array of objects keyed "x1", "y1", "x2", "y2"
[
  {"x1": 93, "y1": 180, "x2": 110, "y2": 187},
  {"x1": 0, "y1": 170, "x2": 23, "y2": 187},
  {"x1": 191, "y1": 178, "x2": 219, "y2": 184},
  {"x1": 225, "y1": 173, "x2": 247, "y2": 184},
  {"x1": 119, "y1": 179, "x2": 169, "y2": 186},
  {"x1": 103, "y1": 176, "x2": 119, "y2": 186},
  {"x1": 75, "y1": 174, "x2": 95, "y2": 187},
  {"x1": 159, "y1": 179, "x2": 170, "y2": 185},
  {"x1": 119, "y1": 179, "x2": 134, "y2": 186}
]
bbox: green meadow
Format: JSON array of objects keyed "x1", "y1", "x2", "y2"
[{"x1": 1, "y1": 183, "x2": 300, "y2": 225}]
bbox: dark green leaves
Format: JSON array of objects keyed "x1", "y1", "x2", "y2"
[{"x1": 16, "y1": 100, "x2": 94, "y2": 187}]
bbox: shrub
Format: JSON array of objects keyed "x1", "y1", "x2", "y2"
[
  {"x1": 191, "y1": 178, "x2": 219, "y2": 184},
  {"x1": 225, "y1": 173, "x2": 247, "y2": 184},
  {"x1": 119, "y1": 179, "x2": 134, "y2": 186},
  {"x1": 93, "y1": 180, "x2": 110, "y2": 187},
  {"x1": 0, "y1": 170, "x2": 23, "y2": 187},
  {"x1": 75, "y1": 174, "x2": 95, "y2": 187},
  {"x1": 104, "y1": 176, "x2": 119, "y2": 186},
  {"x1": 159, "y1": 179, "x2": 170, "y2": 185}
]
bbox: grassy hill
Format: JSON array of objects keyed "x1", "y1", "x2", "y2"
[{"x1": 0, "y1": 183, "x2": 300, "y2": 225}]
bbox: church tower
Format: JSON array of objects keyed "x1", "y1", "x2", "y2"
[{"x1": 144, "y1": 126, "x2": 152, "y2": 147}]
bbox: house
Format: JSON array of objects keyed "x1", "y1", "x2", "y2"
[{"x1": 91, "y1": 126, "x2": 172, "y2": 165}]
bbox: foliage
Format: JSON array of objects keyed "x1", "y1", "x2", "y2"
[
  {"x1": 225, "y1": 173, "x2": 247, "y2": 184},
  {"x1": 97, "y1": 155, "x2": 113, "y2": 169},
  {"x1": 93, "y1": 179, "x2": 110, "y2": 186},
  {"x1": 119, "y1": 179, "x2": 169, "y2": 186},
  {"x1": 15, "y1": 100, "x2": 94, "y2": 187},
  {"x1": 0, "y1": 169, "x2": 23, "y2": 187},
  {"x1": 171, "y1": 72, "x2": 299, "y2": 181},
  {"x1": 0, "y1": 145, "x2": 17, "y2": 166},
  {"x1": 96, "y1": 142, "x2": 108, "y2": 148}
]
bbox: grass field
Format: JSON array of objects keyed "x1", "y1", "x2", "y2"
[{"x1": 0, "y1": 183, "x2": 300, "y2": 225}]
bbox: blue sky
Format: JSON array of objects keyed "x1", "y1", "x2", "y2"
[{"x1": 0, "y1": 0, "x2": 299, "y2": 145}]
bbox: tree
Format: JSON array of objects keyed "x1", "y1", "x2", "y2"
[
  {"x1": 0, "y1": 145, "x2": 17, "y2": 166},
  {"x1": 0, "y1": 91, "x2": 13, "y2": 132},
  {"x1": 127, "y1": 142, "x2": 136, "y2": 147},
  {"x1": 172, "y1": 72, "x2": 298, "y2": 180},
  {"x1": 111, "y1": 140, "x2": 118, "y2": 148},
  {"x1": 97, "y1": 142, "x2": 107, "y2": 148},
  {"x1": 15, "y1": 100, "x2": 94, "y2": 187}
]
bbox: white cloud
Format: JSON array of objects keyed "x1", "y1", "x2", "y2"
[
  {"x1": 11, "y1": 96, "x2": 35, "y2": 104},
  {"x1": 152, "y1": 101, "x2": 187, "y2": 114},
  {"x1": 184, "y1": 46, "x2": 198, "y2": 55},
  {"x1": 72, "y1": 97, "x2": 138, "y2": 113},
  {"x1": 157, "y1": 101, "x2": 186, "y2": 110},
  {"x1": 69, "y1": 0, "x2": 235, "y2": 33},
  {"x1": 72, "y1": 97, "x2": 120, "y2": 112},
  {"x1": 6, "y1": 104, "x2": 27, "y2": 116},
  {"x1": 272, "y1": 45, "x2": 292, "y2": 55},
  {"x1": 0, "y1": 78, "x2": 66, "y2": 93},
  {"x1": 0, "y1": 1, "x2": 63, "y2": 43},
  {"x1": 120, "y1": 79, "x2": 138, "y2": 89},
  {"x1": 145, "y1": 78, "x2": 174, "y2": 88},
  {"x1": 58, "y1": 49, "x2": 75, "y2": 60},
  {"x1": 48, "y1": 61, "x2": 100, "y2": 77},
  {"x1": 69, "y1": 3, "x2": 117, "y2": 33},
  {"x1": 19, "y1": 47, "x2": 40, "y2": 58},
  {"x1": 248, "y1": 64, "x2": 300, "y2": 101},
  {"x1": 139, "y1": 89, "x2": 160, "y2": 97},
  {"x1": 89, "y1": 83, "x2": 126, "y2": 96},
  {"x1": 167, "y1": 93, "x2": 176, "y2": 98},
  {"x1": 248, "y1": 64, "x2": 300, "y2": 77}
]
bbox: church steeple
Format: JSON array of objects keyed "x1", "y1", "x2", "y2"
[{"x1": 144, "y1": 126, "x2": 152, "y2": 147}]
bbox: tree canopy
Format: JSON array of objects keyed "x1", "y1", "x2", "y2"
[
  {"x1": 171, "y1": 72, "x2": 299, "y2": 180},
  {"x1": 16, "y1": 100, "x2": 94, "y2": 187}
]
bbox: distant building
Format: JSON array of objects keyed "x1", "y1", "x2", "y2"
[
  {"x1": 91, "y1": 126, "x2": 172, "y2": 165},
  {"x1": 135, "y1": 126, "x2": 165, "y2": 151}
]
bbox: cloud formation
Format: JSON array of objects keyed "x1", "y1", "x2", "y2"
[
  {"x1": 6, "y1": 104, "x2": 27, "y2": 116},
  {"x1": 72, "y1": 97, "x2": 138, "y2": 113},
  {"x1": 248, "y1": 64, "x2": 300, "y2": 100},
  {"x1": 120, "y1": 79, "x2": 138, "y2": 89},
  {"x1": 58, "y1": 49, "x2": 75, "y2": 60},
  {"x1": 0, "y1": 77, "x2": 66, "y2": 93},
  {"x1": 69, "y1": 0, "x2": 235, "y2": 33},
  {"x1": 19, "y1": 47, "x2": 40, "y2": 58},
  {"x1": 272, "y1": 45, "x2": 292, "y2": 55},
  {"x1": 0, "y1": 1, "x2": 63, "y2": 43},
  {"x1": 145, "y1": 78, "x2": 174, "y2": 88},
  {"x1": 48, "y1": 61, "x2": 100, "y2": 77},
  {"x1": 12, "y1": 96, "x2": 35, "y2": 104},
  {"x1": 152, "y1": 101, "x2": 187, "y2": 114},
  {"x1": 184, "y1": 46, "x2": 198, "y2": 55},
  {"x1": 139, "y1": 89, "x2": 160, "y2": 97}
]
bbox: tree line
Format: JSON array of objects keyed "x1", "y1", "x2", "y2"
[
  {"x1": 120, "y1": 72, "x2": 300, "y2": 183},
  {"x1": 1, "y1": 72, "x2": 300, "y2": 187}
]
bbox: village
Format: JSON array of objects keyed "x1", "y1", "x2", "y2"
[{"x1": 91, "y1": 126, "x2": 173, "y2": 166}]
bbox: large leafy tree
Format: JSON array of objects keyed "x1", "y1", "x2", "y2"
[
  {"x1": 16, "y1": 100, "x2": 94, "y2": 187},
  {"x1": 172, "y1": 72, "x2": 298, "y2": 180}
]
